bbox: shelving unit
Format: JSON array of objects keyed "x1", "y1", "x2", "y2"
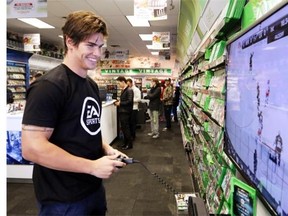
[
  {"x1": 7, "y1": 48, "x2": 33, "y2": 105},
  {"x1": 7, "y1": 63, "x2": 27, "y2": 102},
  {"x1": 178, "y1": 0, "x2": 247, "y2": 214},
  {"x1": 179, "y1": 54, "x2": 229, "y2": 214}
]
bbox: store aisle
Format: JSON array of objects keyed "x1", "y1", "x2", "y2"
[{"x1": 7, "y1": 121, "x2": 194, "y2": 216}]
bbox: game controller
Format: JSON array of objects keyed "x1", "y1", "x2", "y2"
[{"x1": 115, "y1": 155, "x2": 137, "y2": 164}]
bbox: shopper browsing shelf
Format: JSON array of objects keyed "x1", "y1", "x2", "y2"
[
  {"x1": 21, "y1": 11, "x2": 127, "y2": 216},
  {"x1": 162, "y1": 78, "x2": 173, "y2": 131},
  {"x1": 172, "y1": 86, "x2": 180, "y2": 123},
  {"x1": 144, "y1": 78, "x2": 161, "y2": 138}
]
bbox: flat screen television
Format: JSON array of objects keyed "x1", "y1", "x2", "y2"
[{"x1": 225, "y1": 2, "x2": 288, "y2": 215}]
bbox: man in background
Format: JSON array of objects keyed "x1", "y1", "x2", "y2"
[
  {"x1": 114, "y1": 76, "x2": 134, "y2": 149},
  {"x1": 127, "y1": 78, "x2": 141, "y2": 140},
  {"x1": 29, "y1": 72, "x2": 43, "y2": 84}
]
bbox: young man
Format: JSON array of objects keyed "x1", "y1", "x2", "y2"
[
  {"x1": 21, "y1": 11, "x2": 127, "y2": 216},
  {"x1": 162, "y1": 78, "x2": 173, "y2": 131},
  {"x1": 144, "y1": 78, "x2": 161, "y2": 138},
  {"x1": 114, "y1": 76, "x2": 134, "y2": 149},
  {"x1": 126, "y1": 78, "x2": 141, "y2": 140}
]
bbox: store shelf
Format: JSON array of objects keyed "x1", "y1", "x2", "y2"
[
  {"x1": 179, "y1": 35, "x2": 227, "y2": 214},
  {"x1": 7, "y1": 63, "x2": 28, "y2": 102}
]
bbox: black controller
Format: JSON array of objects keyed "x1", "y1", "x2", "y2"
[
  {"x1": 115, "y1": 155, "x2": 136, "y2": 164},
  {"x1": 115, "y1": 155, "x2": 139, "y2": 168}
]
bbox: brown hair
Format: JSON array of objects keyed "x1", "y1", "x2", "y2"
[
  {"x1": 62, "y1": 11, "x2": 108, "y2": 54},
  {"x1": 152, "y1": 78, "x2": 159, "y2": 84},
  {"x1": 116, "y1": 76, "x2": 127, "y2": 83},
  {"x1": 126, "y1": 78, "x2": 133, "y2": 84}
]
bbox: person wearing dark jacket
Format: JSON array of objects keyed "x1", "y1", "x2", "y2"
[
  {"x1": 7, "y1": 88, "x2": 14, "y2": 104},
  {"x1": 114, "y1": 76, "x2": 134, "y2": 149},
  {"x1": 144, "y1": 78, "x2": 161, "y2": 138},
  {"x1": 172, "y1": 86, "x2": 180, "y2": 123}
]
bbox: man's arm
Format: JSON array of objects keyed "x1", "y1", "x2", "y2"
[{"x1": 21, "y1": 124, "x2": 125, "y2": 178}]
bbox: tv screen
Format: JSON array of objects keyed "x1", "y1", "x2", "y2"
[{"x1": 225, "y1": 3, "x2": 288, "y2": 215}]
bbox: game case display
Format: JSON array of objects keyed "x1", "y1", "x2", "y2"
[{"x1": 175, "y1": 193, "x2": 197, "y2": 214}]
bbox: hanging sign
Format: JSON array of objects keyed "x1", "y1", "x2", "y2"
[
  {"x1": 101, "y1": 68, "x2": 172, "y2": 75},
  {"x1": 159, "y1": 50, "x2": 171, "y2": 60},
  {"x1": 23, "y1": 33, "x2": 41, "y2": 52},
  {"x1": 101, "y1": 48, "x2": 129, "y2": 60},
  {"x1": 7, "y1": 0, "x2": 48, "y2": 18},
  {"x1": 152, "y1": 32, "x2": 170, "y2": 49},
  {"x1": 134, "y1": 0, "x2": 167, "y2": 21}
]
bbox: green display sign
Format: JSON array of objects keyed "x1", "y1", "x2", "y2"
[
  {"x1": 101, "y1": 68, "x2": 172, "y2": 75},
  {"x1": 230, "y1": 177, "x2": 257, "y2": 216}
]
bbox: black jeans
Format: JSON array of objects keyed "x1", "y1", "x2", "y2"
[
  {"x1": 130, "y1": 110, "x2": 138, "y2": 139},
  {"x1": 119, "y1": 112, "x2": 133, "y2": 147},
  {"x1": 172, "y1": 104, "x2": 178, "y2": 122},
  {"x1": 164, "y1": 105, "x2": 172, "y2": 129}
]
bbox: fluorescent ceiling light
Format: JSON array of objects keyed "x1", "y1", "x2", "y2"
[
  {"x1": 17, "y1": 18, "x2": 55, "y2": 29},
  {"x1": 146, "y1": 44, "x2": 170, "y2": 50},
  {"x1": 126, "y1": 16, "x2": 150, "y2": 27},
  {"x1": 151, "y1": 51, "x2": 159, "y2": 55},
  {"x1": 139, "y1": 34, "x2": 152, "y2": 41},
  {"x1": 58, "y1": 35, "x2": 63, "y2": 39},
  {"x1": 146, "y1": 45, "x2": 154, "y2": 50}
]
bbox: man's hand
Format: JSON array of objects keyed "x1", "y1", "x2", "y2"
[{"x1": 89, "y1": 155, "x2": 126, "y2": 179}]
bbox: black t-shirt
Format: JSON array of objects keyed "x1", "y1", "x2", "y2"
[{"x1": 22, "y1": 64, "x2": 104, "y2": 203}]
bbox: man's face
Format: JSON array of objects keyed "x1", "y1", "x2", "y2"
[
  {"x1": 117, "y1": 81, "x2": 125, "y2": 89},
  {"x1": 68, "y1": 33, "x2": 104, "y2": 71}
]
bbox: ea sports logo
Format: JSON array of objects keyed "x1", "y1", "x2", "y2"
[{"x1": 80, "y1": 97, "x2": 101, "y2": 135}]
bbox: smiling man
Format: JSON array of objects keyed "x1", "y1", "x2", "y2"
[{"x1": 21, "y1": 11, "x2": 127, "y2": 216}]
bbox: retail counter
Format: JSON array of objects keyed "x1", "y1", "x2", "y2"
[{"x1": 6, "y1": 100, "x2": 117, "y2": 180}]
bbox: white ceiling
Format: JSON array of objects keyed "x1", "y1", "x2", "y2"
[{"x1": 7, "y1": 0, "x2": 180, "y2": 58}]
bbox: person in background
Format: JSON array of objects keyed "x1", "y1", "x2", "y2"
[
  {"x1": 21, "y1": 11, "x2": 127, "y2": 216},
  {"x1": 29, "y1": 72, "x2": 43, "y2": 84},
  {"x1": 126, "y1": 78, "x2": 141, "y2": 140},
  {"x1": 172, "y1": 86, "x2": 180, "y2": 123},
  {"x1": 7, "y1": 87, "x2": 14, "y2": 104},
  {"x1": 114, "y1": 76, "x2": 134, "y2": 149},
  {"x1": 162, "y1": 78, "x2": 173, "y2": 131},
  {"x1": 159, "y1": 80, "x2": 165, "y2": 122},
  {"x1": 144, "y1": 78, "x2": 161, "y2": 139}
]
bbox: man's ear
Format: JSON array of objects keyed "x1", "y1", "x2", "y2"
[{"x1": 66, "y1": 37, "x2": 74, "y2": 50}]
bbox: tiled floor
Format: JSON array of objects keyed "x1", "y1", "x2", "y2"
[{"x1": 7, "y1": 121, "x2": 194, "y2": 216}]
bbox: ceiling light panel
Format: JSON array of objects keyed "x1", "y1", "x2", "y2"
[
  {"x1": 126, "y1": 16, "x2": 150, "y2": 27},
  {"x1": 151, "y1": 51, "x2": 159, "y2": 55},
  {"x1": 17, "y1": 18, "x2": 55, "y2": 29},
  {"x1": 139, "y1": 34, "x2": 152, "y2": 41}
]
